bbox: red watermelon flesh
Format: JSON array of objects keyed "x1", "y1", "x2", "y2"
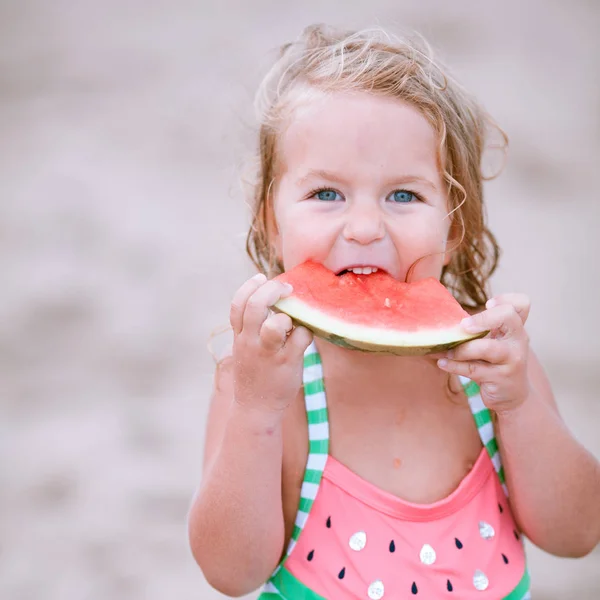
[{"x1": 273, "y1": 261, "x2": 486, "y2": 355}]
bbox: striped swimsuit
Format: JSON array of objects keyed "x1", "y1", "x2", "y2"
[{"x1": 258, "y1": 341, "x2": 532, "y2": 599}]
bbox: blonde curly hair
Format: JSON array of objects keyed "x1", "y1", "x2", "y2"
[{"x1": 245, "y1": 24, "x2": 506, "y2": 311}]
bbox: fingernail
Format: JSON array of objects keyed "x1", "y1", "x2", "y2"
[
  {"x1": 486, "y1": 298, "x2": 496, "y2": 308},
  {"x1": 438, "y1": 359, "x2": 448, "y2": 368},
  {"x1": 284, "y1": 283, "x2": 293, "y2": 292},
  {"x1": 253, "y1": 273, "x2": 267, "y2": 282},
  {"x1": 446, "y1": 350, "x2": 454, "y2": 359}
]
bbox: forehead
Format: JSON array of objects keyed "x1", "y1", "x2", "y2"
[{"x1": 278, "y1": 91, "x2": 440, "y2": 180}]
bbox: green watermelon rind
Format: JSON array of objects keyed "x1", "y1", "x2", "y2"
[{"x1": 274, "y1": 296, "x2": 487, "y2": 356}]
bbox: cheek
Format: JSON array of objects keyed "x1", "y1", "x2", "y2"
[
  {"x1": 395, "y1": 214, "x2": 449, "y2": 252},
  {"x1": 277, "y1": 212, "x2": 336, "y2": 269},
  {"x1": 393, "y1": 214, "x2": 450, "y2": 279}
]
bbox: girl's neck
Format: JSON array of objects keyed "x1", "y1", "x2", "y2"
[{"x1": 314, "y1": 338, "x2": 452, "y2": 407}]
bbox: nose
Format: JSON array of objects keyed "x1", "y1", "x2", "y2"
[{"x1": 342, "y1": 204, "x2": 385, "y2": 245}]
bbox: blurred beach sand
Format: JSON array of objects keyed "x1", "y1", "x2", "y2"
[{"x1": 1, "y1": 1, "x2": 599, "y2": 598}]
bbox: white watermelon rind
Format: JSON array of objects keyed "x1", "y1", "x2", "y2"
[{"x1": 274, "y1": 296, "x2": 487, "y2": 356}]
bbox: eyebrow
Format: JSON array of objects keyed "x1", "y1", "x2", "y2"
[
  {"x1": 296, "y1": 169, "x2": 438, "y2": 191},
  {"x1": 296, "y1": 169, "x2": 348, "y2": 186}
]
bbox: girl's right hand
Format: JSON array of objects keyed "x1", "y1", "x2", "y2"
[{"x1": 229, "y1": 273, "x2": 313, "y2": 413}]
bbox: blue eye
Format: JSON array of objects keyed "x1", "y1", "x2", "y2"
[
  {"x1": 390, "y1": 190, "x2": 416, "y2": 203},
  {"x1": 315, "y1": 189, "x2": 340, "y2": 202}
]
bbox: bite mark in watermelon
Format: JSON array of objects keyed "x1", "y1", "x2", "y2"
[{"x1": 273, "y1": 261, "x2": 487, "y2": 355}]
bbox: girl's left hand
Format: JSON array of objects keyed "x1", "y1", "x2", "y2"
[{"x1": 437, "y1": 294, "x2": 532, "y2": 414}]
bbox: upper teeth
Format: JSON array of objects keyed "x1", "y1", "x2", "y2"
[{"x1": 349, "y1": 267, "x2": 378, "y2": 275}]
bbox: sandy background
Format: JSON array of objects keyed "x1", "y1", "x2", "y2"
[{"x1": 1, "y1": 1, "x2": 599, "y2": 598}]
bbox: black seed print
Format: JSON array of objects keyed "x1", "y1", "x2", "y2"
[
  {"x1": 455, "y1": 537, "x2": 463, "y2": 549},
  {"x1": 498, "y1": 503, "x2": 503, "y2": 513},
  {"x1": 447, "y1": 579, "x2": 453, "y2": 592},
  {"x1": 307, "y1": 550, "x2": 314, "y2": 561},
  {"x1": 338, "y1": 567, "x2": 345, "y2": 579},
  {"x1": 326, "y1": 516, "x2": 331, "y2": 528},
  {"x1": 502, "y1": 553, "x2": 509, "y2": 564},
  {"x1": 411, "y1": 582, "x2": 418, "y2": 594},
  {"x1": 389, "y1": 540, "x2": 396, "y2": 553},
  {"x1": 514, "y1": 529, "x2": 520, "y2": 540}
]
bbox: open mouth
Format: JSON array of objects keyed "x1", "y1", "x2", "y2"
[{"x1": 336, "y1": 266, "x2": 385, "y2": 276}]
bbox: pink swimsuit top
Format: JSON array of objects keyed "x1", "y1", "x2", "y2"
[{"x1": 258, "y1": 342, "x2": 532, "y2": 600}]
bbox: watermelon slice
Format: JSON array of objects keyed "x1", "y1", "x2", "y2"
[{"x1": 273, "y1": 261, "x2": 487, "y2": 355}]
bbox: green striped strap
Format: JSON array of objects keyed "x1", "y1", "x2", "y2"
[
  {"x1": 460, "y1": 376, "x2": 509, "y2": 496},
  {"x1": 280, "y1": 342, "x2": 329, "y2": 560}
]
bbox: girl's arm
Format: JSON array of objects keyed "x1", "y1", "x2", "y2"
[
  {"x1": 497, "y1": 350, "x2": 600, "y2": 557},
  {"x1": 187, "y1": 358, "x2": 286, "y2": 597},
  {"x1": 438, "y1": 294, "x2": 600, "y2": 557},
  {"x1": 188, "y1": 274, "x2": 312, "y2": 596}
]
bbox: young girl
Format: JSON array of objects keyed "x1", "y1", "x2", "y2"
[{"x1": 188, "y1": 25, "x2": 600, "y2": 599}]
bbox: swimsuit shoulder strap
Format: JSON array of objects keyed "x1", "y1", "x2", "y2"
[
  {"x1": 283, "y1": 341, "x2": 330, "y2": 559},
  {"x1": 460, "y1": 376, "x2": 509, "y2": 497}
]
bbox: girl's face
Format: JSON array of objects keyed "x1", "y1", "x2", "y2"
[{"x1": 272, "y1": 91, "x2": 452, "y2": 281}]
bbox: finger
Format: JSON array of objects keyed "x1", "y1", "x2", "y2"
[
  {"x1": 437, "y1": 358, "x2": 497, "y2": 382},
  {"x1": 285, "y1": 325, "x2": 313, "y2": 357},
  {"x1": 230, "y1": 273, "x2": 267, "y2": 334},
  {"x1": 242, "y1": 280, "x2": 294, "y2": 336},
  {"x1": 447, "y1": 338, "x2": 510, "y2": 365},
  {"x1": 486, "y1": 293, "x2": 530, "y2": 325},
  {"x1": 259, "y1": 312, "x2": 294, "y2": 351},
  {"x1": 461, "y1": 304, "x2": 524, "y2": 340}
]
